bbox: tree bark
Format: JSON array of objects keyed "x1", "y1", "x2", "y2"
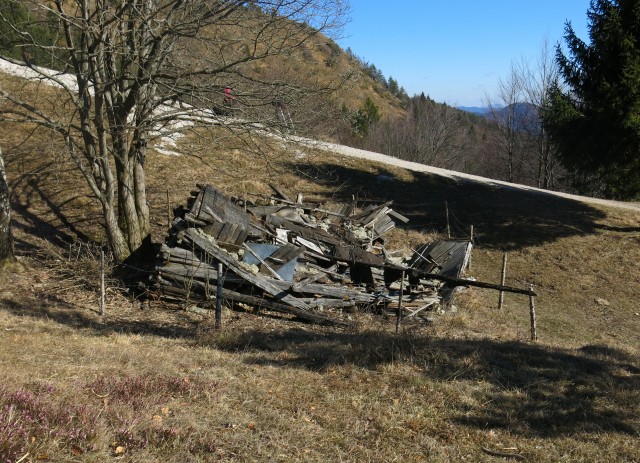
[{"x1": 0, "y1": 146, "x2": 16, "y2": 266}]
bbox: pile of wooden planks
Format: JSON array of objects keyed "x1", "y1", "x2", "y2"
[{"x1": 153, "y1": 183, "x2": 474, "y2": 327}]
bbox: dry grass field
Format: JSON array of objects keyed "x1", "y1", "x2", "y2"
[{"x1": 1, "y1": 72, "x2": 639, "y2": 462}]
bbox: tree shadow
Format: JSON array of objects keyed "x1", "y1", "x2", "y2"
[
  {"x1": 0, "y1": 294, "x2": 199, "y2": 340},
  {"x1": 593, "y1": 223, "x2": 640, "y2": 233},
  {"x1": 6, "y1": 152, "x2": 100, "y2": 252},
  {"x1": 288, "y1": 161, "x2": 610, "y2": 250},
  {"x1": 216, "y1": 327, "x2": 640, "y2": 438}
]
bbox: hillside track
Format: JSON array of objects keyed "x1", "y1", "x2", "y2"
[{"x1": 295, "y1": 137, "x2": 640, "y2": 213}]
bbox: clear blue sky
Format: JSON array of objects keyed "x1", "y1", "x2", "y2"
[{"x1": 338, "y1": 1, "x2": 590, "y2": 107}]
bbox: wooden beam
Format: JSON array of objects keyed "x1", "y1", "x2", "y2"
[
  {"x1": 396, "y1": 265, "x2": 537, "y2": 296},
  {"x1": 205, "y1": 288, "x2": 351, "y2": 327}
]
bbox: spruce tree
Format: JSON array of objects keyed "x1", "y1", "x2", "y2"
[{"x1": 546, "y1": 0, "x2": 640, "y2": 199}]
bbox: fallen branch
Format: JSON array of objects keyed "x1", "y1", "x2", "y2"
[{"x1": 481, "y1": 447, "x2": 525, "y2": 461}]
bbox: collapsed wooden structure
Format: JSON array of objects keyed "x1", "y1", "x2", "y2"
[{"x1": 153, "y1": 184, "x2": 475, "y2": 327}]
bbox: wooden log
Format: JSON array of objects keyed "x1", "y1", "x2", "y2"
[
  {"x1": 156, "y1": 279, "x2": 195, "y2": 297},
  {"x1": 204, "y1": 288, "x2": 351, "y2": 327},
  {"x1": 395, "y1": 265, "x2": 537, "y2": 296},
  {"x1": 157, "y1": 274, "x2": 208, "y2": 293}
]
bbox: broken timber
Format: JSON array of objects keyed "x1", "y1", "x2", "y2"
[{"x1": 154, "y1": 183, "x2": 537, "y2": 328}]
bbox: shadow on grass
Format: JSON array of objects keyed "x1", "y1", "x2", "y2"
[
  {"x1": 2, "y1": 285, "x2": 638, "y2": 439},
  {"x1": 288, "y1": 161, "x2": 610, "y2": 250},
  {"x1": 8, "y1": 159, "x2": 99, "y2": 251},
  {"x1": 217, "y1": 327, "x2": 640, "y2": 438},
  {"x1": 0, "y1": 294, "x2": 199, "y2": 339}
]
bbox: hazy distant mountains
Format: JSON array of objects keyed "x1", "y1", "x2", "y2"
[
  {"x1": 458, "y1": 103, "x2": 538, "y2": 121},
  {"x1": 457, "y1": 106, "x2": 491, "y2": 115}
]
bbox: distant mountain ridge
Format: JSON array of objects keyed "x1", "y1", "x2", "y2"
[{"x1": 457, "y1": 106, "x2": 490, "y2": 115}]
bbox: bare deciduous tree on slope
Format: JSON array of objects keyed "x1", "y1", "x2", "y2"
[{"x1": 0, "y1": 0, "x2": 347, "y2": 262}]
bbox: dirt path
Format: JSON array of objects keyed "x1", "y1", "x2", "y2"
[{"x1": 294, "y1": 137, "x2": 640, "y2": 213}]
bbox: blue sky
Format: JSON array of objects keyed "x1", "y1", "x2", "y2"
[{"x1": 338, "y1": 1, "x2": 590, "y2": 107}]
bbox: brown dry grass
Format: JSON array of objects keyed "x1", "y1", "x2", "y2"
[{"x1": 1, "y1": 71, "x2": 639, "y2": 462}]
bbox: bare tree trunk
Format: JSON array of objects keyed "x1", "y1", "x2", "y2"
[
  {"x1": 102, "y1": 200, "x2": 130, "y2": 264},
  {"x1": 0, "y1": 146, "x2": 16, "y2": 266}
]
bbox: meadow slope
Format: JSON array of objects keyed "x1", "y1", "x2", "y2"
[{"x1": 0, "y1": 70, "x2": 639, "y2": 462}]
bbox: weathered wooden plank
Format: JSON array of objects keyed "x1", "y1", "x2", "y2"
[
  {"x1": 373, "y1": 215, "x2": 395, "y2": 238},
  {"x1": 387, "y1": 209, "x2": 409, "y2": 223},
  {"x1": 191, "y1": 185, "x2": 264, "y2": 237},
  {"x1": 274, "y1": 218, "x2": 341, "y2": 246},
  {"x1": 290, "y1": 281, "x2": 374, "y2": 302},
  {"x1": 203, "y1": 288, "x2": 351, "y2": 327},
  {"x1": 266, "y1": 243, "x2": 304, "y2": 270},
  {"x1": 269, "y1": 183, "x2": 292, "y2": 202},
  {"x1": 352, "y1": 201, "x2": 393, "y2": 223},
  {"x1": 182, "y1": 228, "x2": 312, "y2": 310},
  {"x1": 202, "y1": 222, "x2": 224, "y2": 239}
]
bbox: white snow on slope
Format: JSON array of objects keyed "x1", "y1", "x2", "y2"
[
  {"x1": 0, "y1": 57, "x2": 190, "y2": 152},
  {"x1": 0, "y1": 57, "x2": 78, "y2": 89}
]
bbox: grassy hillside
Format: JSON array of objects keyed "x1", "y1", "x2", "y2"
[{"x1": 1, "y1": 64, "x2": 639, "y2": 463}]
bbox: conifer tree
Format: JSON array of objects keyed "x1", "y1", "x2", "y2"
[{"x1": 546, "y1": 0, "x2": 640, "y2": 198}]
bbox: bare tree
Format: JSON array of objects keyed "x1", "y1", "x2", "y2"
[
  {"x1": 361, "y1": 95, "x2": 468, "y2": 170},
  {"x1": 519, "y1": 39, "x2": 562, "y2": 189},
  {"x1": 485, "y1": 63, "x2": 526, "y2": 183},
  {"x1": 410, "y1": 98, "x2": 467, "y2": 169},
  {"x1": 0, "y1": 146, "x2": 15, "y2": 266},
  {"x1": 0, "y1": 0, "x2": 347, "y2": 262}
]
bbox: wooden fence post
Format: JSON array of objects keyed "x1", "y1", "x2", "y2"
[
  {"x1": 468, "y1": 225, "x2": 474, "y2": 271},
  {"x1": 445, "y1": 201, "x2": 451, "y2": 238},
  {"x1": 529, "y1": 284, "x2": 538, "y2": 341},
  {"x1": 498, "y1": 253, "x2": 508, "y2": 309},
  {"x1": 215, "y1": 262, "x2": 223, "y2": 329},
  {"x1": 99, "y1": 249, "x2": 105, "y2": 316},
  {"x1": 396, "y1": 271, "x2": 404, "y2": 334}
]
